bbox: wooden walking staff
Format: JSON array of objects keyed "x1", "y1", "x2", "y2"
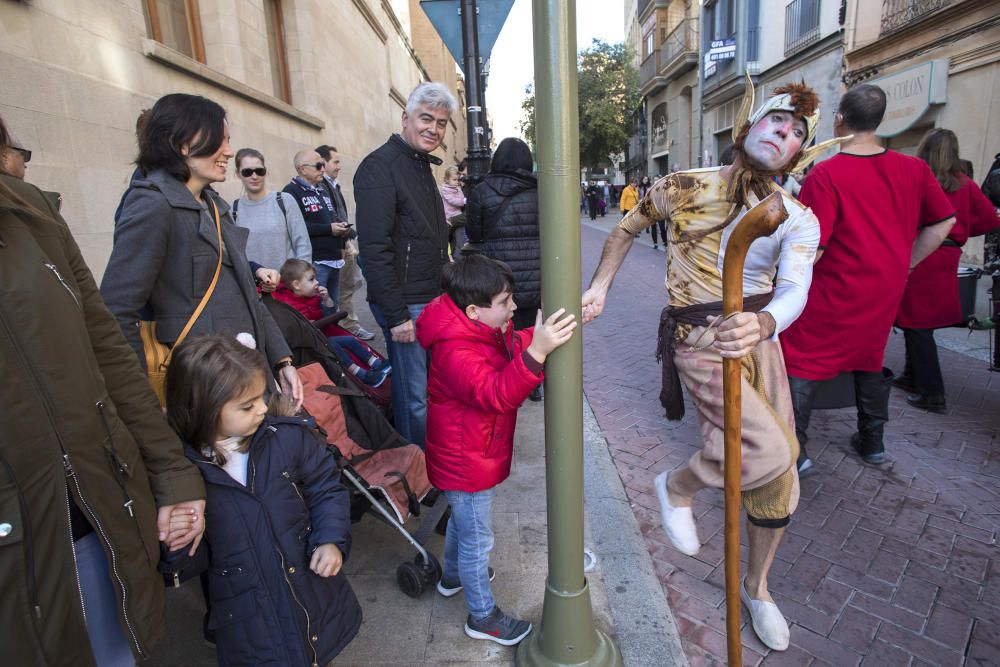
[{"x1": 720, "y1": 191, "x2": 788, "y2": 666}]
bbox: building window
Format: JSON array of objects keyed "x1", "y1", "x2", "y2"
[
  {"x1": 746, "y1": 0, "x2": 760, "y2": 62},
  {"x1": 646, "y1": 31, "x2": 655, "y2": 58},
  {"x1": 263, "y1": 0, "x2": 292, "y2": 102},
  {"x1": 785, "y1": 0, "x2": 821, "y2": 56},
  {"x1": 143, "y1": 0, "x2": 205, "y2": 63}
]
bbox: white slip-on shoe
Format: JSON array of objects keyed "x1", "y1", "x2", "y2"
[
  {"x1": 740, "y1": 578, "x2": 790, "y2": 651},
  {"x1": 653, "y1": 471, "x2": 700, "y2": 556}
]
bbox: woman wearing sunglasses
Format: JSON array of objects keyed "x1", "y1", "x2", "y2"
[{"x1": 232, "y1": 148, "x2": 312, "y2": 270}]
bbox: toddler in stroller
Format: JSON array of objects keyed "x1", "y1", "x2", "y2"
[{"x1": 272, "y1": 259, "x2": 392, "y2": 394}]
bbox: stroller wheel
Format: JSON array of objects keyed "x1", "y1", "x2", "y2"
[
  {"x1": 397, "y1": 561, "x2": 425, "y2": 598},
  {"x1": 418, "y1": 552, "x2": 442, "y2": 584}
]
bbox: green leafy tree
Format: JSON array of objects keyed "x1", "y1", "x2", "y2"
[
  {"x1": 519, "y1": 39, "x2": 639, "y2": 170},
  {"x1": 519, "y1": 84, "x2": 536, "y2": 151}
]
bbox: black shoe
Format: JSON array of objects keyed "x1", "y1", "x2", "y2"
[
  {"x1": 436, "y1": 567, "x2": 496, "y2": 597},
  {"x1": 529, "y1": 386, "x2": 542, "y2": 402},
  {"x1": 891, "y1": 374, "x2": 916, "y2": 393},
  {"x1": 203, "y1": 613, "x2": 216, "y2": 648},
  {"x1": 464, "y1": 606, "x2": 532, "y2": 646},
  {"x1": 851, "y1": 433, "x2": 885, "y2": 465},
  {"x1": 905, "y1": 393, "x2": 947, "y2": 414}
]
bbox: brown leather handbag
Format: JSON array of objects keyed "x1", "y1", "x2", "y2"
[{"x1": 141, "y1": 198, "x2": 223, "y2": 406}]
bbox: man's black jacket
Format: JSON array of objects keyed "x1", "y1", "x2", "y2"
[{"x1": 355, "y1": 134, "x2": 449, "y2": 327}]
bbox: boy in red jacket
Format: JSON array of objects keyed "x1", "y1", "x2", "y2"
[{"x1": 415, "y1": 255, "x2": 575, "y2": 646}]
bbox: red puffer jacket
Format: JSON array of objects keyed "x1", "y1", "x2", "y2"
[{"x1": 416, "y1": 294, "x2": 542, "y2": 492}]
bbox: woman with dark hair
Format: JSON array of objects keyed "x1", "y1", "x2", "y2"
[
  {"x1": 0, "y1": 113, "x2": 205, "y2": 665},
  {"x1": 232, "y1": 147, "x2": 312, "y2": 269},
  {"x1": 101, "y1": 93, "x2": 303, "y2": 406},
  {"x1": 465, "y1": 138, "x2": 542, "y2": 398},
  {"x1": 894, "y1": 128, "x2": 1000, "y2": 413}
]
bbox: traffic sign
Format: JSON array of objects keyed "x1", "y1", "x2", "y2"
[{"x1": 419, "y1": 0, "x2": 515, "y2": 71}]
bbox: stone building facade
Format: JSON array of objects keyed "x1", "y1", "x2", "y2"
[
  {"x1": 634, "y1": 0, "x2": 700, "y2": 177},
  {"x1": 0, "y1": 0, "x2": 467, "y2": 279}
]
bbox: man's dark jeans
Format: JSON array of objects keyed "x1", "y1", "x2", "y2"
[{"x1": 369, "y1": 302, "x2": 428, "y2": 447}]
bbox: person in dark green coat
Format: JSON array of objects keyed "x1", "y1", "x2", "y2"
[{"x1": 0, "y1": 115, "x2": 206, "y2": 666}]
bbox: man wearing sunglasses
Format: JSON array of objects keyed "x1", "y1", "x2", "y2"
[
  {"x1": 1, "y1": 127, "x2": 30, "y2": 180},
  {"x1": 284, "y1": 148, "x2": 351, "y2": 312}
]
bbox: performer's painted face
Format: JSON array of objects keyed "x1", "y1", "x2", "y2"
[{"x1": 743, "y1": 111, "x2": 807, "y2": 172}]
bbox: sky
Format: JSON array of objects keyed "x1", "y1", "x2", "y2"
[{"x1": 485, "y1": 0, "x2": 625, "y2": 142}]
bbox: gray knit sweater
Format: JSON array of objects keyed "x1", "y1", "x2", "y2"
[{"x1": 233, "y1": 191, "x2": 312, "y2": 269}]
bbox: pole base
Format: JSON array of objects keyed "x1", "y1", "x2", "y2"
[{"x1": 515, "y1": 578, "x2": 622, "y2": 667}]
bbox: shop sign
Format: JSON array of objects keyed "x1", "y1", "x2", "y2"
[
  {"x1": 708, "y1": 37, "x2": 736, "y2": 62},
  {"x1": 704, "y1": 37, "x2": 735, "y2": 78},
  {"x1": 871, "y1": 59, "x2": 949, "y2": 137}
]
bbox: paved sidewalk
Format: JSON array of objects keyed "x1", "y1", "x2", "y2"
[
  {"x1": 580, "y1": 216, "x2": 1000, "y2": 666},
  {"x1": 147, "y1": 271, "x2": 682, "y2": 666}
]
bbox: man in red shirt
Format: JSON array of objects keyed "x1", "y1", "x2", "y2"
[{"x1": 781, "y1": 85, "x2": 956, "y2": 472}]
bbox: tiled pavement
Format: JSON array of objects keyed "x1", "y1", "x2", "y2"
[{"x1": 579, "y1": 216, "x2": 1000, "y2": 666}]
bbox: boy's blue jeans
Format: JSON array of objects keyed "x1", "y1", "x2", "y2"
[
  {"x1": 369, "y1": 302, "x2": 428, "y2": 447},
  {"x1": 442, "y1": 488, "x2": 496, "y2": 620}
]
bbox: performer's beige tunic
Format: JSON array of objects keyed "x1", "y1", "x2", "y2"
[{"x1": 619, "y1": 168, "x2": 820, "y2": 521}]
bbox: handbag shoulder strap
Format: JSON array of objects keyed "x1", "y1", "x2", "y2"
[{"x1": 160, "y1": 198, "x2": 223, "y2": 368}]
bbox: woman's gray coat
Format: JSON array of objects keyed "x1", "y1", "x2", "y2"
[{"x1": 101, "y1": 169, "x2": 291, "y2": 368}]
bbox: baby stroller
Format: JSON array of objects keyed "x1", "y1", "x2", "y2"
[
  {"x1": 262, "y1": 293, "x2": 391, "y2": 412},
  {"x1": 297, "y1": 362, "x2": 448, "y2": 598}
]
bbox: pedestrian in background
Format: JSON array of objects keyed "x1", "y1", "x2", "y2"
[
  {"x1": 315, "y1": 144, "x2": 376, "y2": 341},
  {"x1": 465, "y1": 138, "x2": 541, "y2": 396},
  {"x1": 781, "y1": 84, "x2": 955, "y2": 472},
  {"x1": 231, "y1": 147, "x2": 311, "y2": 270},
  {"x1": 893, "y1": 128, "x2": 1000, "y2": 413},
  {"x1": 440, "y1": 164, "x2": 467, "y2": 258},
  {"x1": 619, "y1": 178, "x2": 639, "y2": 217},
  {"x1": 585, "y1": 179, "x2": 600, "y2": 220},
  {"x1": 284, "y1": 147, "x2": 351, "y2": 312}
]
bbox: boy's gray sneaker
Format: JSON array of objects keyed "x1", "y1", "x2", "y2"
[
  {"x1": 464, "y1": 606, "x2": 532, "y2": 646},
  {"x1": 436, "y1": 567, "x2": 495, "y2": 597}
]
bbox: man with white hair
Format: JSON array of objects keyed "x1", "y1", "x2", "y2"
[{"x1": 355, "y1": 81, "x2": 456, "y2": 447}]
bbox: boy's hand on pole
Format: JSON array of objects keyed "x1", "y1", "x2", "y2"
[{"x1": 527, "y1": 308, "x2": 578, "y2": 363}]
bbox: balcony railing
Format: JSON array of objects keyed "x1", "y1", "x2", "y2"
[
  {"x1": 639, "y1": 49, "x2": 661, "y2": 90},
  {"x1": 880, "y1": 0, "x2": 952, "y2": 36},
  {"x1": 661, "y1": 18, "x2": 698, "y2": 67},
  {"x1": 785, "y1": 0, "x2": 820, "y2": 56}
]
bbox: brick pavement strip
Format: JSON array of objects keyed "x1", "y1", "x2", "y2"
[{"x1": 579, "y1": 219, "x2": 1000, "y2": 665}]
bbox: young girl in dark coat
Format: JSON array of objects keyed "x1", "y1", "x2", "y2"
[{"x1": 161, "y1": 335, "x2": 361, "y2": 667}]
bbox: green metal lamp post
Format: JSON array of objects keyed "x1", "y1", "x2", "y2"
[{"x1": 516, "y1": 1, "x2": 621, "y2": 665}]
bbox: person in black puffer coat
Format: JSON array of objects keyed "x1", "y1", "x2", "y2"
[{"x1": 466, "y1": 137, "x2": 540, "y2": 332}]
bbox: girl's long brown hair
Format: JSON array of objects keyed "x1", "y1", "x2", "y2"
[
  {"x1": 165, "y1": 334, "x2": 293, "y2": 461},
  {"x1": 917, "y1": 128, "x2": 963, "y2": 193}
]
